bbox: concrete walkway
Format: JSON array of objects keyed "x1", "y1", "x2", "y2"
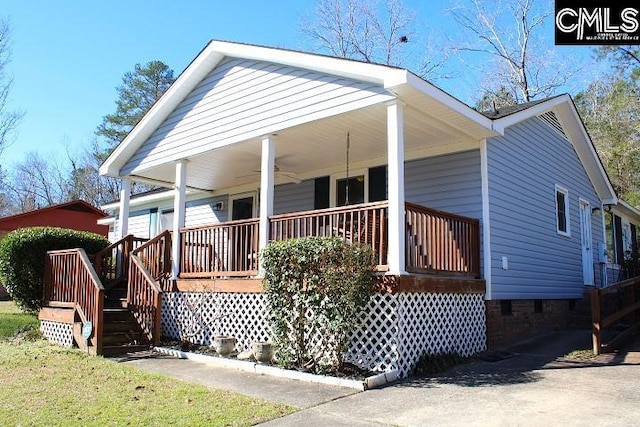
[{"x1": 121, "y1": 330, "x2": 640, "y2": 426}]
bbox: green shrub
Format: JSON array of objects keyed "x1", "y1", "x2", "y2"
[
  {"x1": 0, "y1": 227, "x2": 109, "y2": 313},
  {"x1": 261, "y1": 237, "x2": 376, "y2": 373}
]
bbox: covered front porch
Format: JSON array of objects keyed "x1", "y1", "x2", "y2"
[{"x1": 175, "y1": 200, "x2": 480, "y2": 281}]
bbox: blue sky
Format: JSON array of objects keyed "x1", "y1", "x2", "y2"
[{"x1": 1, "y1": 0, "x2": 592, "y2": 167}]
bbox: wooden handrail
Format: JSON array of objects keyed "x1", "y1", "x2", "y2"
[
  {"x1": 133, "y1": 229, "x2": 172, "y2": 255},
  {"x1": 94, "y1": 234, "x2": 148, "y2": 290},
  {"x1": 269, "y1": 201, "x2": 389, "y2": 220},
  {"x1": 592, "y1": 275, "x2": 640, "y2": 354},
  {"x1": 132, "y1": 230, "x2": 172, "y2": 290},
  {"x1": 269, "y1": 201, "x2": 389, "y2": 268},
  {"x1": 44, "y1": 248, "x2": 104, "y2": 354},
  {"x1": 405, "y1": 202, "x2": 480, "y2": 277},
  {"x1": 179, "y1": 219, "x2": 260, "y2": 278},
  {"x1": 128, "y1": 254, "x2": 163, "y2": 345}
]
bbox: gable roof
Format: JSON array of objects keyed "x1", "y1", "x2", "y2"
[
  {"x1": 99, "y1": 39, "x2": 495, "y2": 178},
  {"x1": 0, "y1": 200, "x2": 107, "y2": 221},
  {"x1": 98, "y1": 40, "x2": 616, "y2": 205},
  {"x1": 489, "y1": 94, "x2": 617, "y2": 204},
  {"x1": 480, "y1": 96, "x2": 563, "y2": 119},
  {"x1": 0, "y1": 200, "x2": 108, "y2": 231}
]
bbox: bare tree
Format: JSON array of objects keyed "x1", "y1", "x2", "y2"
[
  {"x1": 6, "y1": 152, "x2": 68, "y2": 212},
  {"x1": 301, "y1": 0, "x2": 412, "y2": 65},
  {"x1": 451, "y1": 0, "x2": 569, "y2": 105},
  {"x1": 300, "y1": 0, "x2": 450, "y2": 80},
  {"x1": 0, "y1": 19, "x2": 23, "y2": 156}
]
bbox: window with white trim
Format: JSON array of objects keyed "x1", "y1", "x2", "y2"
[{"x1": 555, "y1": 185, "x2": 570, "y2": 236}]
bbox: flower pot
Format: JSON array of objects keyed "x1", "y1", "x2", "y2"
[
  {"x1": 252, "y1": 341, "x2": 273, "y2": 363},
  {"x1": 212, "y1": 336, "x2": 236, "y2": 356}
]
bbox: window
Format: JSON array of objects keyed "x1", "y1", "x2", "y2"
[
  {"x1": 159, "y1": 209, "x2": 174, "y2": 232},
  {"x1": 605, "y1": 211, "x2": 615, "y2": 263},
  {"x1": 555, "y1": 185, "x2": 570, "y2": 236},
  {"x1": 336, "y1": 175, "x2": 365, "y2": 206},
  {"x1": 231, "y1": 195, "x2": 255, "y2": 220},
  {"x1": 148, "y1": 208, "x2": 158, "y2": 237},
  {"x1": 500, "y1": 300, "x2": 512, "y2": 316},
  {"x1": 534, "y1": 300, "x2": 543, "y2": 314}
]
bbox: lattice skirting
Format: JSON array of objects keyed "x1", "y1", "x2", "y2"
[
  {"x1": 161, "y1": 292, "x2": 486, "y2": 378},
  {"x1": 40, "y1": 320, "x2": 74, "y2": 348}
]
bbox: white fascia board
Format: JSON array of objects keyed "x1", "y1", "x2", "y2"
[
  {"x1": 558, "y1": 100, "x2": 617, "y2": 202},
  {"x1": 99, "y1": 41, "x2": 407, "y2": 178},
  {"x1": 97, "y1": 217, "x2": 116, "y2": 225},
  {"x1": 208, "y1": 40, "x2": 405, "y2": 87},
  {"x1": 614, "y1": 200, "x2": 640, "y2": 222},
  {"x1": 404, "y1": 73, "x2": 495, "y2": 132},
  {"x1": 492, "y1": 94, "x2": 617, "y2": 204},
  {"x1": 99, "y1": 47, "x2": 225, "y2": 178},
  {"x1": 101, "y1": 188, "x2": 212, "y2": 212},
  {"x1": 101, "y1": 190, "x2": 175, "y2": 210}
]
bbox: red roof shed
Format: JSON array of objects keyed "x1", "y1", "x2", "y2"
[{"x1": 0, "y1": 200, "x2": 109, "y2": 237}]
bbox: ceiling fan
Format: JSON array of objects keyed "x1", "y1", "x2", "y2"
[{"x1": 237, "y1": 163, "x2": 302, "y2": 184}]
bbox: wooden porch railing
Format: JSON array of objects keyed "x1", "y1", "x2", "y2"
[
  {"x1": 125, "y1": 230, "x2": 172, "y2": 345},
  {"x1": 128, "y1": 254, "x2": 163, "y2": 345},
  {"x1": 592, "y1": 275, "x2": 640, "y2": 355},
  {"x1": 44, "y1": 249, "x2": 104, "y2": 354},
  {"x1": 93, "y1": 234, "x2": 148, "y2": 290},
  {"x1": 132, "y1": 230, "x2": 172, "y2": 291},
  {"x1": 176, "y1": 201, "x2": 481, "y2": 278},
  {"x1": 269, "y1": 201, "x2": 389, "y2": 268},
  {"x1": 405, "y1": 202, "x2": 481, "y2": 277},
  {"x1": 179, "y1": 218, "x2": 260, "y2": 278}
]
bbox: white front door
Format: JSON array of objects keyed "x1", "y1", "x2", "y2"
[{"x1": 579, "y1": 199, "x2": 594, "y2": 285}]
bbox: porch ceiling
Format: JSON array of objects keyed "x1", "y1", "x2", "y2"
[{"x1": 130, "y1": 103, "x2": 479, "y2": 192}]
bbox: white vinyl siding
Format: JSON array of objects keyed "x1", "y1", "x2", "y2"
[
  {"x1": 487, "y1": 116, "x2": 604, "y2": 300},
  {"x1": 126, "y1": 210, "x2": 152, "y2": 239},
  {"x1": 122, "y1": 58, "x2": 393, "y2": 174},
  {"x1": 184, "y1": 196, "x2": 228, "y2": 228},
  {"x1": 274, "y1": 180, "x2": 315, "y2": 215},
  {"x1": 405, "y1": 150, "x2": 482, "y2": 219}
]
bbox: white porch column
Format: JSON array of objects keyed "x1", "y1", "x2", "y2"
[
  {"x1": 171, "y1": 160, "x2": 188, "y2": 280},
  {"x1": 386, "y1": 100, "x2": 407, "y2": 275},
  {"x1": 258, "y1": 135, "x2": 276, "y2": 273},
  {"x1": 118, "y1": 177, "x2": 131, "y2": 239}
]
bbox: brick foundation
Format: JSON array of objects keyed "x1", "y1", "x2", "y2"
[{"x1": 486, "y1": 298, "x2": 582, "y2": 349}]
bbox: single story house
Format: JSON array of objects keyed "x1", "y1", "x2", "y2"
[{"x1": 40, "y1": 41, "x2": 621, "y2": 374}]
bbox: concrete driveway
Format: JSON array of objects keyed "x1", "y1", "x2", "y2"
[
  {"x1": 123, "y1": 330, "x2": 640, "y2": 426},
  {"x1": 260, "y1": 331, "x2": 640, "y2": 426}
]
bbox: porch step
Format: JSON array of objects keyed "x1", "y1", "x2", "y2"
[
  {"x1": 102, "y1": 344, "x2": 152, "y2": 357},
  {"x1": 103, "y1": 308, "x2": 135, "y2": 322},
  {"x1": 104, "y1": 286, "x2": 128, "y2": 309},
  {"x1": 103, "y1": 320, "x2": 140, "y2": 333},
  {"x1": 102, "y1": 330, "x2": 146, "y2": 346},
  {"x1": 101, "y1": 305, "x2": 150, "y2": 354}
]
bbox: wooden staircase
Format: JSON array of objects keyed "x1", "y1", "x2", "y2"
[
  {"x1": 101, "y1": 283, "x2": 150, "y2": 356},
  {"x1": 41, "y1": 233, "x2": 171, "y2": 356}
]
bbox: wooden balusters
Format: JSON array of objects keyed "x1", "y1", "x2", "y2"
[{"x1": 405, "y1": 202, "x2": 480, "y2": 277}]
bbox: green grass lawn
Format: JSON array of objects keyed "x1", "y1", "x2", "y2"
[
  {"x1": 0, "y1": 300, "x2": 39, "y2": 338},
  {"x1": 0, "y1": 301, "x2": 294, "y2": 426}
]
